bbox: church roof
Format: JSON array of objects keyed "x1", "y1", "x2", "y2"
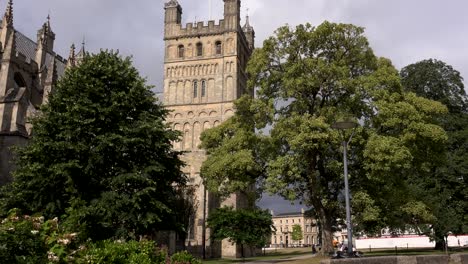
[
  {"x1": 273, "y1": 212, "x2": 304, "y2": 217},
  {"x1": 14, "y1": 30, "x2": 66, "y2": 78}
]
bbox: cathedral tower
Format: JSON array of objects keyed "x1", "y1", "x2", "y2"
[{"x1": 163, "y1": 0, "x2": 254, "y2": 258}]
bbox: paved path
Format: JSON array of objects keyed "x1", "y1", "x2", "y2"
[{"x1": 243, "y1": 253, "x2": 317, "y2": 264}]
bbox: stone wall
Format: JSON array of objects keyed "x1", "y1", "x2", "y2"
[
  {"x1": 320, "y1": 253, "x2": 468, "y2": 264},
  {"x1": 0, "y1": 134, "x2": 27, "y2": 185}
]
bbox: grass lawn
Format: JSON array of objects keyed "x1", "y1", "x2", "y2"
[
  {"x1": 202, "y1": 247, "x2": 314, "y2": 263},
  {"x1": 281, "y1": 255, "x2": 328, "y2": 264},
  {"x1": 202, "y1": 247, "x2": 468, "y2": 263}
]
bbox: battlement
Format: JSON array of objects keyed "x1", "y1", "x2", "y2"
[{"x1": 165, "y1": 18, "x2": 234, "y2": 40}]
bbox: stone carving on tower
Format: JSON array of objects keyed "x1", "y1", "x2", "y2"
[
  {"x1": 163, "y1": 0, "x2": 254, "y2": 258},
  {"x1": 0, "y1": 0, "x2": 67, "y2": 185}
]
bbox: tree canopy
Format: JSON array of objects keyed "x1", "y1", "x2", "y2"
[
  {"x1": 1, "y1": 51, "x2": 185, "y2": 241},
  {"x1": 401, "y1": 59, "x2": 467, "y2": 113},
  {"x1": 291, "y1": 224, "x2": 303, "y2": 244},
  {"x1": 400, "y1": 59, "x2": 468, "y2": 249},
  {"x1": 200, "y1": 21, "x2": 447, "y2": 253},
  {"x1": 207, "y1": 206, "x2": 274, "y2": 257}
]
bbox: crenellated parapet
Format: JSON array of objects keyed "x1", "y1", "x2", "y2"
[
  {"x1": 165, "y1": 19, "x2": 229, "y2": 40},
  {"x1": 164, "y1": 0, "x2": 245, "y2": 40}
]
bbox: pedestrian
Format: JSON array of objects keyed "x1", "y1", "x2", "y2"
[{"x1": 312, "y1": 244, "x2": 317, "y2": 254}]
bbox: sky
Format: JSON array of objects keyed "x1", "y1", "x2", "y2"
[{"x1": 6, "y1": 0, "x2": 468, "y2": 213}]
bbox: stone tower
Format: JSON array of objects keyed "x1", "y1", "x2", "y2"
[
  {"x1": 163, "y1": 0, "x2": 254, "y2": 258},
  {"x1": 0, "y1": 0, "x2": 66, "y2": 185}
]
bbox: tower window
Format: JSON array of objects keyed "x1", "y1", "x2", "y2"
[
  {"x1": 178, "y1": 45, "x2": 185, "y2": 58},
  {"x1": 215, "y1": 41, "x2": 222, "y2": 55},
  {"x1": 193, "y1": 81, "x2": 198, "y2": 98},
  {"x1": 196, "y1": 42, "x2": 203, "y2": 56},
  {"x1": 201, "y1": 80, "x2": 206, "y2": 97}
]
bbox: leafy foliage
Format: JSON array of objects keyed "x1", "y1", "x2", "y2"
[
  {"x1": 0, "y1": 51, "x2": 185, "y2": 241},
  {"x1": 200, "y1": 21, "x2": 447, "y2": 253},
  {"x1": 0, "y1": 211, "x2": 202, "y2": 264},
  {"x1": 400, "y1": 59, "x2": 468, "y2": 248},
  {"x1": 401, "y1": 59, "x2": 467, "y2": 113},
  {"x1": 74, "y1": 240, "x2": 166, "y2": 264},
  {"x1": 291, "y1": 224, "x2": 303, "y2": 244},
  {"x1": 0, "y1": 210, "x2": 48, "y2": 263},
  {"x1": 170, "y1": 251, "x2": 202, "y2": 264},
  {"x1": 207, "y1": 207, "x2": 274, "y2": 256}
]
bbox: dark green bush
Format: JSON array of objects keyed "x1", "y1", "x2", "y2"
[
  {"x1": 0, "y1": 212, "x2": 48, "y2": 263},
  {"x1": 170, "y1": 250, "x2": 202, "y2": 264},
  {"x1": 74, "y1": 240, "x2": 166, "y2": 264}
]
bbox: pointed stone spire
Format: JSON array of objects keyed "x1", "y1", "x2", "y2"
[
  {"x1": 75, "y1": 37, "x2": 86, "y2": 65},
  {"x1": 242, "y1": 9, "x2": 253, "y2": 32},
  {"x1": 0, "y1": 0, "x2": 14, "y2": 52},
  {"x1": 45, "y1": 14, "x2": 51, "y2": 33},
  {"x1": 66, "y1": 43, "x2": 76, "y2": 68},
  {"x1": 3, "y1": 0, "x2": 13, "y2": 27},
  {"x1": 242, "y1": 10, "x2": 255, "y2": 50},
  {"x1": 36, "y1": 14, "x2": 55, "y2": 53}
]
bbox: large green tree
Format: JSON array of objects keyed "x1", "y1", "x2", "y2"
[
  {"x1": 207, "y1": 207, "x2": 274, "y2": 257},
  {"x1": 291, "y1": 224, "x2": 303, "y2": 246},
  {"x1": 1, "y1": 51, "x2": 185, "y2": 241},
  {"x1": 201, "y1": 21, "x2": 447, "y2": 253},
  {"x1": 401, "y1": 59, "x2": 468, "y2": 249}
]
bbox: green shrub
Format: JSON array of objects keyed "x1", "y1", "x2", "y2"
[
  {"x1": 75, "y1": 240, "x2": 167, "y2": 264},
  {"x1": 0, "y1": 211, "x2": 201, "y2": 264},
  {"x1": 0, "y1": 211, "x2": 48, "y2": 263},
  {"x1": 170, "y1": 250, "x2": 202, "y2": 264}
]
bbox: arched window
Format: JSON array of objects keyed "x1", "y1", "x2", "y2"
[
  {"x1": 215, "y1": 41, "x2": 222, "y2": 55},
  {"x1": 196, "y1": 42, "x2": 203, "y2": 56},
  {"x1": 178, "y1": 45, "x2": 185, "y2": 58},
  {"x1": 193, "y1": 81, "x2": 198, "y2": 98},
  {"x1": 201, "y1": 80, "x2": 206, "y2": 97}
]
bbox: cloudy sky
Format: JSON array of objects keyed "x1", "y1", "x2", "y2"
[{"x1": 7, "y1": 0, "x2": 467, "y2": 213}]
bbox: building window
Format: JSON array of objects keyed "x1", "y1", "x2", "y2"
[
  {"x1": 178, "y1": 45, "x2": 185, "y2": 58},
  {"x1": 215, "y1": 41, "x2": 222, "y2": 55},
  {"x1": 193, "y1": 81, "x2": 198, "y2": 98},
  {"x1": 201, "y1": 80, "x2": 206, "y2": 97},
  {"x1": 196, "y1": 42, "x2": 203, "y2": 56}
]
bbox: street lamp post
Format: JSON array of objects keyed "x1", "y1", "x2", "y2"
[{"x1": 331, "y1": 121, "x2": 358, "y2": 256}]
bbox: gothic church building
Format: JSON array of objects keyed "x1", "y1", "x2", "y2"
[
  {"x1": 0, "y1": 1, "x2": 83, "y2": 184},
  {"x1": 163, "y1": 0, "x2": 254, "y2": 258}
]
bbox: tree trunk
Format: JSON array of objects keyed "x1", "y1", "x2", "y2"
[
  {"x1": 320, "y1": 215, "x2": 335, "y2": 255},
  {"x1": 433, "y1": 228, "x2": 446, "y2": 251},
  {"x1": 435, "y1": 240, "x2": 445, "y2": 250}
]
